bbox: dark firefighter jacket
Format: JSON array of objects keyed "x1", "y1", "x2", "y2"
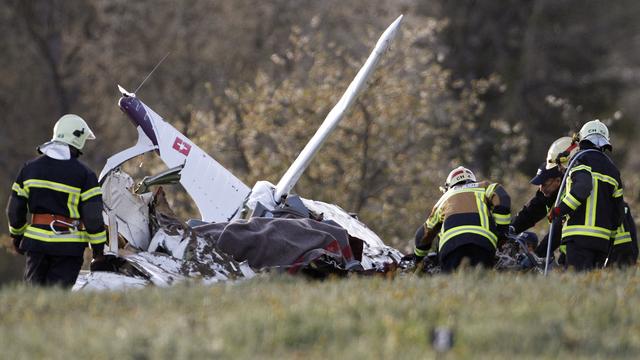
[
  {"x1": 6, "y1": 155, "x2": 106, "y2": 256},
  {"x1": 511, "y1": 189, "x2": 565, "y2": 257},
  {"x1": 610, "y1": 202, "x2": 638, "y2": 264},
  {"x1": 415, "y1": 181, "x2": 511, "y2": 259},
  {"x1": 558, "y1": 147, "x2": 624, "y2": 253},
  {"x1": 511, "y1": 189, "x2": 555, "y2": 234}
]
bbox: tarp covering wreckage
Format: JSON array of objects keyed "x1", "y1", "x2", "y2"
[
  {"x1": 74, "y1": 16, "x2": 405, "y2": 290},
  {"x1": 74, "y1": 170, "x2": 402, "y2": 290}
]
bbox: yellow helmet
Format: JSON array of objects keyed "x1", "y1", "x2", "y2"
[
  {"x1": 52, "y1": 114, "x2": 96, "y2": 150},
  {"x1": 546, "y1": 136, "x2": 578, "y2": 170}
]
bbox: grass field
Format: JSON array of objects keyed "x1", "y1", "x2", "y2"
[{"x1": 1, "y1": 269, "x2": 639, "y2": 359}]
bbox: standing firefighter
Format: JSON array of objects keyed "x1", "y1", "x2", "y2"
[
  {"x1": 6, "y1": 114, "x2": 106, "y2": 287},
  {"x1": 511, "y1": 137, "x2": 578, "y2": 263},
  {"x1": 549, "y1": 120, "x2": 624, "y2": 271},
  {"x1": 413, "y1": 166, "x2": 511, "y2": 272}
]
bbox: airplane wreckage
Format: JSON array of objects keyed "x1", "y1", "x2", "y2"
[
  {"x1": 74, "y1": 15, "x2": 544, "y2": 290},
  {"x1": 74, "y1": 16, "x2": 406, "y2": 290}
]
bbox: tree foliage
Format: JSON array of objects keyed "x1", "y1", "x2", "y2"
[
  {"x1": 189, "y1": 17, "x2": 494, "y2": 243},
  {"x1": 1, "y1": 0, "x2": 639, "y2": 261}
]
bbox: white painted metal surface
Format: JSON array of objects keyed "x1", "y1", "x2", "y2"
[
  {"x1": 301, "y1": 198, "x2": 403, "y2": 270},
  {"x1": 99, "y1": 89, "x2": 251, "y2": 223},
  {"x1": 101, "y1": 170, "x2": 153, "y2": 250}
]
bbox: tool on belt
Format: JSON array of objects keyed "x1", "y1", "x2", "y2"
[{"x1": 31, "y1": 214, "x2": 85, "y2": 235}]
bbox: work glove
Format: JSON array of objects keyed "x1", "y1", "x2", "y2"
[
  {"x1": 516, "y1": 254, "x2": 533, "y2": 269},
  {"x1": 90, "y1": 254, "x2": 119, "y2": 272},
  {"x1": 547, "y1": 206, "x2": 561, "y2": 222},
  {"x1": 508, "y1": 225, "x2": 517, "y2": 236},
  {"x1": 11, "y1": 235, "x2": 25, "y2": 255},
  {"x1": 92, "y1": 245, "x2": 104, "y2": 259},
  {"x1": 401, "y1": 253, "x2": 425, "y2": 263}
]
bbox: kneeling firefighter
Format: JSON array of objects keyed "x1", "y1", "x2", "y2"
[
  {"x1": 412, "y1": 166, "x2": 511, "y2": 272},
  {"x1": 6, "y1": 114, "x2": 107, "y2": 287},
  {"x1": 511, "y1": 136, "x2": 578, "y2": 264}
]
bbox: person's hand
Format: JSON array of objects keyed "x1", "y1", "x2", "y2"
[
  {"x1": 90, "y1": 254, "x2": 118, "y2": 272},
  {"x1": 92, "y1": 246, "x2": 104, "y2": 260},
  {"x1": 11, "y1": 235, "x2": 24, "y2": 255},
  {"x1": 547, "y1": 207, "x2": 561, "y2": 222},
  {"x1": 508, "y1": 225, "x2": 516, "y2": 235},
  {"x1": 517, "y1": 254, "x2": 533, "y2": 269},
  {"x1": 401, "y1": 253, "x2": 425, "y2": 263}
]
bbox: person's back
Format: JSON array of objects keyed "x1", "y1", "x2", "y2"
[
  {"x1": 561, "y1": 149, "x2": 622, "y2": 251},
  {"x1": 434, "y1": 181, "x2": 505, "y2": 258},
  {"x1": 7, "y1": 114, "x2": 106, "y2": 287},
  {"x1": 552, "y1": 120, "x2": 624, "y2": 270},
  {"x1": 412, "y1": 166, "x2": 511, "y2": 272},
  {"x1": 15, "y1": 155, "x2": 104, "y2": 256}
]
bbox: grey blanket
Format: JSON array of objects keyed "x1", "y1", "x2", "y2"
[{"x1": 194, "y1": 217, "x2": 361, "y2": 272}]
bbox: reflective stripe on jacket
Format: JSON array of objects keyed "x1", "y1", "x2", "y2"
[
  {"x1": 559, "y1": 149, "x2": 623, "y2": 252},
  {"x1": 7, "y1": 155, "x2": 106, "y2": 256},
  {"x1": 612, "y1": 204, "x2": 636, "y2": 247},
  {"x1": 418, "y1": 180, "x2": 510, "y2": 258}
]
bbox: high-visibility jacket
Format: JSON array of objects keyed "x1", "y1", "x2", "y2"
[
  {"x1": 558, "y1": 148, "x2": 624, "y2": 252},
  {"x1": 511, "y1": 189, "x2": 555, "y2": 234},
  {"x1": 415, "y1": 181, "x2": 511, "y2": 259},
  {"x1": 511, "y1": 189, "x2": 566, "y2": 256},
  {"x1": 7, "y1": 155, "x2": 106, "y2": 256},
  {"x1": 613, "y1": 205, "x2": 634, "y2": 246},
  {"x1": 610, "y1": 203, "x2": 638, "y2": 263}
]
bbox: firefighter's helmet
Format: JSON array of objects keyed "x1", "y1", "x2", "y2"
[
  {"x1": 445, "y1": 166, "x2": 476, "y2": 189},
  {"x1": 51, "y1": 114, "x2": 96, "y2": 150},
  {"x1": 546, "y1": 136, "x2": 578, "y2": 170},
  {"x1": 578, "y1": 119, "x2": 610, "y2": 148}
]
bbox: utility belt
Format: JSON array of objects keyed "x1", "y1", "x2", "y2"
[{"x1": 31, "y1": 213, "x2": 85, "y2": 234}]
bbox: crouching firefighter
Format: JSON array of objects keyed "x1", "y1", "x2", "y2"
[
  {"x1": 412, "y1": 166, "x2": 511, "y2": 272},
  {"x1": 6, "y1": 114, "x2": 107, "y2": 287},
  {"x1": 511, "y1": 136, "x2": 578, "y2": 265},
  {"x1": 548, "y1": 120, "x2": 624, "y2": 271}
]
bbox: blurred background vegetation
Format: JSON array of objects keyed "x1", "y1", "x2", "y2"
[{"x1": 2, "y1": 0, "x2": 640, "y2": 283}]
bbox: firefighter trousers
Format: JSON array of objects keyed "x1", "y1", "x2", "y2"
[
  {"x1": 565, "y1": 242, "x2": 608, "y2": 271},
  {"x1": 24, "y1": 251, "x2": 84, "y2": 288},
  {"x1": 440, "y1": 243, "x2": 495, "y2": 272}
]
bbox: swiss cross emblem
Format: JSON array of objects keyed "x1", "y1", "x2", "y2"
[{"x1": 172, "y1": 137, "x2": 191, "y2": 156}]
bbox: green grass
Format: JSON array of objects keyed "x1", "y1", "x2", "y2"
[{"x1": 1, "y1": 270, "x2": 640, "y2": 359}]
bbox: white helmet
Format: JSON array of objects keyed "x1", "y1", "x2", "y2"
[
  {"x1": 578, "y1": 119, "x2": 610, "y2": 148},
  {"x1": 445, "y1": 166, "x2": 476, "y2": 188},
  {"x1": 51, "y1": 114, "x2": 96, "y2": 150},
  {"x1": 546, "y1": 136, "x2": 578, "y2": 170}
]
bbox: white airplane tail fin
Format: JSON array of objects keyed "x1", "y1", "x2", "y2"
[{"x1": 99, "y1": 87, "x2": 250, "y2": 222}]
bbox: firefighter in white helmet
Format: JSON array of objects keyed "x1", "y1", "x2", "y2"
[
  {"x1": 510, "y1": 136, "x2": 578, "y2": 265},
  {"x1": 548, "y1": 120, "x2": 625, "y2": 270},
  {"x1": 408, "y1": 166, "x2": 511, "y2": 272},
  {"x1": 6, "y1": 114, "x2": 107, "y2": 287}
]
